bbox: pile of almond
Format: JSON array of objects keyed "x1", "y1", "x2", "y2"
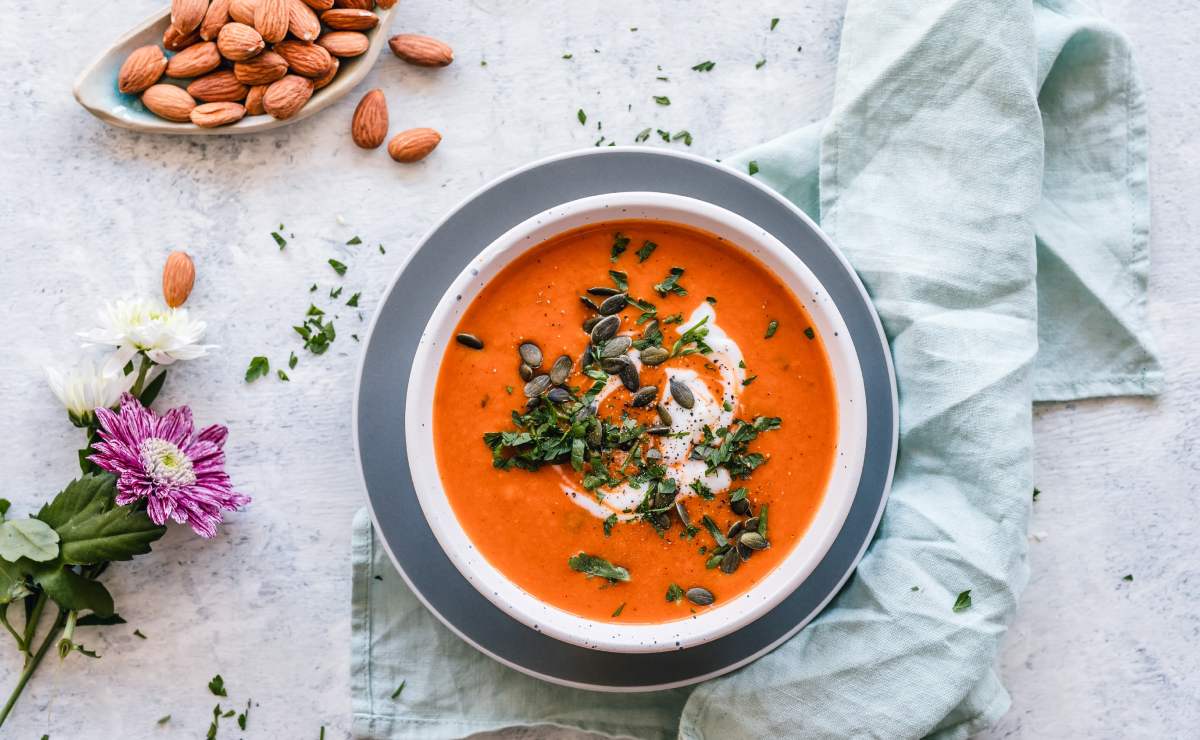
[{"x1": 117, "y1": 0, "x2": 400, "y2": 128}]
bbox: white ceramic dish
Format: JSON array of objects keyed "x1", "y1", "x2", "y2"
[
  {"x1": 73, "y1": 5, "x2": 396, "y2": 135},
  {"x1": 405, "y1": 191, "x2": 868, "y2": 654}
]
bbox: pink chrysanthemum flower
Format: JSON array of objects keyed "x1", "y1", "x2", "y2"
[{"x1": 89, "y1": 394, "x2": 249, "y2": 538}]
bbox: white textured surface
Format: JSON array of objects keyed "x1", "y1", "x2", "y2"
[{"x1": 0, "y1": 1, "x2": 1195, "y2": 738}]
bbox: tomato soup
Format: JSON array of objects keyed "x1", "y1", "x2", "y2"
[{"x1": 432, "y1": 220, "x2": 837, "y2": 623}]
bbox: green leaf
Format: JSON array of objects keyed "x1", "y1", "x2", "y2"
[
  {"x1": 245, "y1": 356, "x2": 270, "y2": 382},
  {"x1": 0, "y1": 519, "x2": 60, "y2": 562},
  {"x1": 568, "y1": 553, "x2": 630, "y2": 582},
  {"x1": 34, "y1": 566, "x2": 114, "y2": 616},
  {"x1": 138, "y1": 370, "x2": 168, "y2": 407},
  {"x1": 209, "y1": 674, "x2": 227, "y2": 697},
  {"x1": 666, "y1": 583, "x2": 684, "y2": 602},
  {"x1": 36, "y1": 474, "x2": 166, "y2": 564},
  {"x1": 328, "y1": 258, "x2": 347, "y2": 276},
  {"x1": 952, "y1": 589, "x2": 972, "y2": 612}
]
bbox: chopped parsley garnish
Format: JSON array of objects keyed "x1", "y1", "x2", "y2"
[
  {"x1": 603, "y1": 514, "x2": 618, "y2": 536},
  {"x1": 244, "y1": 356, "x2": 269, "y2": 383},
  {"x1": 635, "y1": 128, "x2": 651, "y2": 143},
  {"x1": 277, "y1": 370, "x2": 289, "y2": 381},
  {"x1": 692, "y1": 416, "x2": 781, "y2": 478},
  {"x1": 271, "y1": 231, "x2": 287, "y2": 249},
  {"x1": 347, "y1": 292, "x2": 361, "y2": 307},
  {"x1": 653, "y1": 267, "x2": 687, "y2": 297},
  {"x1": 748, "y1": 160, "x2": 760, "y2": 176},
  {"x1": 666, "y1": 584, "x2": 685, "y2": 602},
  {"x1": 577, "y1": 108, "x2": 587, "y2": 125},
  {"x1": 562, "y1": 52, "x2": 573, "y2": 59},
  {"x1": 157, "y1": 715, "x2": 171, "y2": 725},
  {"x1": 237, "y1": 700, "x2": 250, "y2": 730},
  {"x1": 671, "y1": 130, "x2": 693, "y2": 146},
  {"x1": 705, "y1": 296, "x2": 717, "y2": 304},
  {"x1": 757, "y1": 504, "x2": 768, "y2": 536},
  {"x1": 346, "y1": 236, "x2": 362, "y2": 245},
  {"x1": 612, "y1": 602, "x2": 625, "y2": 617},
  {"x1": 657, "y1": 128, "x2": 670, "y2": 142},
  {"x1": 952, "y1": 590, "x2": 973, "y2": 612},
  {"x1": 328, "y1": 258, "x2": 347, "y2": 276},
  {"x1": 669, "y1": 316, "x2": 712, "y2": 358},
  {"x1": 568, "y1": 553, "x2": 630, "y2": 582},
  {"x1": 288, "y1": 351, "x2": 298, "y2": 369},
  {"x1": 636, "y1": 240, "x2": 658, "y2": 262},
  {"x1": 391, "y1": 681, "x2": 406, "y2": 699},
  {"x1": 765, "y1": 319, "x2": 779, "y2": 338},
  {"x1": 770, "y1": 17, "x2": 780, "y2": 30},
  {"x1": 378, "y1": 244, "x2": 387, "y2": 254},
  {"x1": 330, "y1": 286, "x2": 343, "y2": 299},
  {"x1": 1122, "y1": 574, "x2": 1133, "y2": 582},
  {"x1": 295, "y1": 307, "x2": 336, "y2": 355},
  {"x1": 743, "y1": 375, "x2": 757, "y2": 386},
  {"x1": 803, "y1": 326, "x2": 815, "y2": 340},
  {"x1": 133, "y1": 629, "x2": 147, "y2": 639},
  {"x1": 208, "y1": 674, "x2": 227, "y2": 697},
  {"x1": 690, "y1": 479, "x2": 715, "y2": 500},
  {"x1": 653, "y1": 95, "x2": 671, "y2": 106},
  {"x1": 691, "y1": 60, "x2": 716, "y2": 72},
  {"x1": 755, "y1": 58, "x2": 766, "y2": 69},
  {"x1": 610, "y1": 233, "x2": 631, "y2": 262}
]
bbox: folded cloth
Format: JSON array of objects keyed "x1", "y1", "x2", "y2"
[{"x1": 351, "y1": 0, "x2": 1161, "y2": 737}]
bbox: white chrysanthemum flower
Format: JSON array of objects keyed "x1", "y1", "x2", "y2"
[
  {"x1": 45, "y1": 357, "x2": 137, "y2": 424},
  {"x1": 78, "y1": 298, "x2": 214, "y2": 374}
]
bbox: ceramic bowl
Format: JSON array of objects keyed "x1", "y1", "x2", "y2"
[{"x1": 405, "y1": 191, "x2": 867, "y2": 653}]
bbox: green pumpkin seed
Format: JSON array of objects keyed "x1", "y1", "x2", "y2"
[
  {"x1": 518, "y1": 342, "x2": 543, "y2": 368},
  {"x1": 547, "y1": 386, "x2": 571, "y2": 404},
  {"x1": 654, "y1": 512, "x2": 671, "y2": 530},
  {"x1": 580, "y1": 295, "x2": 601, "y2": 311},
  {"x1": 675, "y1": 501, "x2": 692, "y2": 529},
  {"x1": 737, "y1": 542, "x2": 753, "y2": 560},
  {"x1": 643, "y1": 319, "x2": 660, "y2": 337},
  {"x1": 581, "y1": 346, "x2": 594, "y2": 367},
  {"x1": 669, "y1": 378, "x2": 695, "y2": 409},
  {"x1": 601, "y1": 355, "x2": 631, "y2": 374},
  {"x1": 645, "y1": 448, "x2": 663, "y2": 461},
  {"x1": 619, "y1": 363, "x2": 640, "y2": 391},
  {"x1": 455, "y1": 333, "x2": 484, "y2": 349},
  {"x1": 726, "y1": 520, "x2": 744, "y2": 540},
  {"x1": 601, "y1": 335, "x2": 632, "y2": 358},
  {"x1": 646, "y1": 425, "x2": 671, "y2": 435},
  {"x1": 740, "y1": 532, "x2": 769, "y2": 550},
  {"x1": 744, "y1": 517, "x2": 760, "y2": 532},
  {"x1": 582, "y1": 316, "x2": 599, "y2": 333},
  {"x1": 719, "y1": 548, "x2": 740, "y2": 574},
  {"x1": 550, "y1": 355, "x2": 573, "y2": 385},
  {"x1": 598, "y1": 293, "x2": 628, "y2": 315},
  {"x1": 731, "y1": 497, "x2": 751, "y2": 516},
  {"x1": 523, "y1": 374, "x2": 551, "y2": 398},
  {"x1": 587, "y1": 286, "x2": 621, "y2": 296},
  {"x1": 590, "y1": 315, "x2": 620, "y2": 343},
  {"x1": 630, "y1": 385, "x2": 658, "y2": 407},
  {"x1": 639, "y1": 346, "x2": 670, "y2": 366},
  {"x1": 656, "y1": 403, "x2": 673, "y2": 426},
  {"x1": 518, "y1": 362, "x2": 534, "y2": 381},
  {"x1": 686, "y1": 587, "x2": 715, "y2": 606}
]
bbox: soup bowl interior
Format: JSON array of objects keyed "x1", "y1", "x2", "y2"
[{"x1": 406, "y1": 192, "x2": 867, "y2": 653}]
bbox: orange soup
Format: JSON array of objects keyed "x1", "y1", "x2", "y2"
[{"x1": 432, "y1": 220, "x2": 837, "y2": 623}]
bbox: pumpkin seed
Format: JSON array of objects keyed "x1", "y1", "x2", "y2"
[
  {"x1": 523, "y1": 374, "x2": 551, "y2": 398},
  {"x1": 455, "y1": 333, "x2": 484, "y2": 349},
  {"x1": 590, "y1": 315, "x2": 620, "y2": 343},
  {"x1": 675, "y1": 500, "x2": 692, "y2": 529},
  {"x1": 685, "y1": 587, "x2": 715, "y2": 606},
  {"x1": 518, "y1": 342, "x2": 543, "y2": 368},
  {"x1": 601, "y1": 335, "x2": 632, "y2": 358},
  {"x1": 669, "y1": 378, "x2": 695, "y2": 409},
  {"x1": 656, "y1": 403, "x2": 673, "y2": 426},
  {"x1": 518, "y1": 362, "x2": 534, "y2": 381},
  {"x1": 598, "y1": 293, "x2": 628, "y2": 315},
  {"x1": 737, "y1": 542, "x2": 753, "y2": 560},
  {"x1": 740, "y1": 532, "x2": 769, "y2": 550},
  {"x1": 547, "y1": 386, "x2": 571, "y2": 404},
  {"x1": 581, "y1": 346, "x2": 594, "y2": 367},
  {"x1": 601, "y1": 355, "x2": 631, "y2": 374},
  {"x1": 582, "y1": 316, "x2": 599, "y2": 333},
  {"x1": 731, "y1": 497, "x2": 751, "y2": 516},
  {"x1": 719, "y1": 547, "x2": 740, "y2": 574},
  {"x1": 645, "y1": 448, "x2": 663, "y2": 461},
  {"x1": 726, "y1": 520, "x2": 744, "y2": 540},
  {"x1": 643, "y1": 319, "x2": 660, "y2": 337},
  {"x1": 646, "y1": 425, "x2": 671, "y2": 435},
  {"x1": 744, "y1": 517, "x2": 760, "y2": 532},
  {"x1": 619, "y1": 363, "x2": 640, "y2": 391},
  {"x1": 550, "y1": 355, "x2": 573, "y2": 384},
  {"x1": 639, "y1": 346, "x2": 670, "y2": 366},
  {"x1": 630, "y1": 385, "x2": 658, "y2": 407},
  {"x1": 654, "y1": 512, "x2": 671, "y2": 530},
  {"x1": 587, "y1": 286, "x2": 621, "y2": 296},
  {"x1": 580, "y1": 295, "x2": 601, "y2": 312}
]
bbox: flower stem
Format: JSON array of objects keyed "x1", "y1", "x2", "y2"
[
  {"x1": 130, "y1": 354, "x2": 152, "y2": 397},
  {"x1": 0, "y1": 608, "x2": 25, "y2": 655},
  {"x1": 20, "y1": 593, "x2": 46, "y2": 666},
  {"x1": 56, "y1": 610, "x2": 77, "y2": 659},
  {"x1": 0, "y1": 608, "x2": 67, "y2": 728}
]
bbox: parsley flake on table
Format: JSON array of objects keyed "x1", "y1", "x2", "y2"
[
  {"x1": 330, "y1": 286, "x2": 343, "y2": 299},
  {"x1": 244, "y1": 356, "x2": 269, "y2": 383},
  {"x1": 237, "y1": 700, "x2": 250, "y2": 730},
  {"x1": 288, "y1": 351, "x2": 298, "y2": 369},
  {"x1": 208, "y1": 674, "x2": 227, "y2": 697},
  {"x1": 347, "y1": 292, "x2": 361, "y2": 307},
  {"x1": 748, "y1": 160, "x2": 760, "y2": 176},
  {"x1": 671, "y1": 130, "x2": 693, "y2": 146},
  {"x1": 770, "y1": 17, "x2": 780, "y2": 30},
  {"x1": 1122, "y1": 574, "x2": 1134, "y2": 582},
  {"x1": 271, "y1": 231, "x2": 287, "y2": 249},
  {"x1": 346, "y1": 235, "x2": 362, "y2": 245},
  {"x1": 157, "y1": 715, "x2": 171, "y2": 725},
  {"x1": 391, "y1": 680, "x2": 407, "y2": 699},
  {"x1": 563, "y1": 52, "x2": 573, "y2": 59},
  {"x1": 378, "y1": 244, "x2": 386, "y2": 254},
  {"x1": 657, "y1": 128, "x2": 670, "y2": 142},
  {"x1": 577, "y1": 108, "x2": 587, "y2": 125},
  {"x1": 133, "y1": 629, "x2": 147, "y2": 639},
  {"x1": 328, "y1": 258, "x2": 347, "y2": 276},
  {"x1": 952, "y1": 590, "x2": 973, "y2": 612},
  {"x1": 691, "y1": 60, "x2": 716, "y2": 72},
  {"x1": 756, "y1": 58, "x2": 766, "y2": 69},
  {"x1": 277, "y1": 370, "x2": 289, "y2": 382},
  {"x1": 635, "y1": 127, "x2": 651, "y2": 142},
  {"x1": 653, "y1": 95, "x2": 671, "y2": 106}
]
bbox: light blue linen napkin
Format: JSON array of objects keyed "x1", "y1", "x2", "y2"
[{"x1": 351, "y1": 0, "x2": 1161, "y2": 737}]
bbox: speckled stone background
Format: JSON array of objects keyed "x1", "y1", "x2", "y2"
[{"x1": 1, "y1": 1, "x2": 1196, "y2": 738}]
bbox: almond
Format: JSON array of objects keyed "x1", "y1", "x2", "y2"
[
  {"x1": 388, "y1": 34, "x2": 454, "y2": 67},
  {"x1": 273, "y1": 40, "x2": 333, "y2": 77},
  {"x1": 286, "y1": 0, "x2": 322, "y2": 41},
  {"x1": 118, "y1": 45, "x2": 167, "y2": 94},
  {"x1": 162, "y1": 251, "x2": 196, "y2": 308},
  {"x1": 229, "y1": 0, "x2": 261, "y2": 24},
  {"x1": 171, "y1": 0, "x2": 208, "y2": 35},
  {"x1": 187, "y1": 70, "x2": 249, "y2": 102},
  {"x1": 351, "y1": 88, "x2": 387, "y2": 148},
  {"x1": 217, "y1": 22, "x2": 266, "y2": 61},
  {"x1": 313, "y1": 56, "x2": 339, "y2": 89},
  {"x1": 166, "y1": 41, "x2": 221, "y2": 78},
  {"x1": 317, "y1": 31, "x2": 369, "y2": 57},
  {"x1": 142, "y1": 84, "x2": 197, "y2": 122},
  {"x1": 163, "y1": 24, "x2": 202, "y2": 51},
  {"x1": 302, "y1": 0, "x2": 334, "y2": 8},
  {"x1": 334, "y1": 0, "x2": 373, "y2": 8},
  {"x1": 321, "y1": 8, "x2": 378, "y2": 30},
  {"x1": 263, "y1": 74, "x2": 314, "y2": 119},
  {"x1": 190, "y1": 101, "x2": 247, "y2": 128},
  {"x1": 234, "y1": 51, "x2": 289, "y2": 84},
  {"x1": 200, "y1": 0, "x2": 232, "y2": 40},
  {"x1": 387, "y1": 127, "x2": 441, "y2": 163},
  {"x1": 255, "y1": 0, "x2": 289, "y2": 43},
  {"x1": 245, "y1": 84, "x2": 269, "y2": 114}
]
